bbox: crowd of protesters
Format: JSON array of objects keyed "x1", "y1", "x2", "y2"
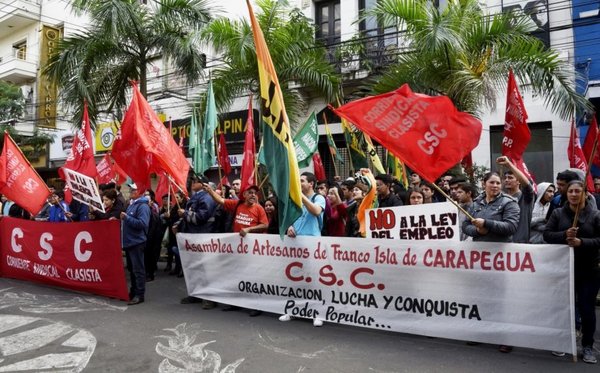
[{"x1": 1, "y1": 155, "x2": 599, "y2": 363}]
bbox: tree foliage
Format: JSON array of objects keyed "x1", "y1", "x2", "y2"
[
  {"x1": 43, "y1": 0, "x2": 213, "y2": 127},
  {"x1": 0, "y1": 81, "x2": 25, "y2": 122},
  {"x1": 201, "y1": 0, "x2": 341, "y2": 128},
  {"x1": 363, "y1": 0, "x2": 591, "y2": 118}
]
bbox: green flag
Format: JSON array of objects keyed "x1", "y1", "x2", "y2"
[
  {"x1": 189, "y1": 106, "x2": 202, "y2": 174},
  {"x1": 198, "y1": 79, "x2": 218, "y2": 174},
  {"x1": 325, "y1": 121, "x2": 344, "y2": 164},
  {"x1": 293, "y1": 112, "x2": 319, "y2": 168},
  {"x1": 342, "y1": 118, "x2": 368, "y2": 170}
]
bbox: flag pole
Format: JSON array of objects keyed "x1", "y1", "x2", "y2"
[
  {"x1": 214, "y1": 127, "x2": 222, "y2": 185},
  {"x1": 429, "y1": 177, "x2": 474, "y2": 220},
  {"x1": 323, "y1": 114, "x2": 339, "y2": 177},
  {"x1": 167, "y1": 118, "x2": 172, "y2": 208},
  {"x1": 573, "y1": 133, "x2": 598, "y2": 228}
]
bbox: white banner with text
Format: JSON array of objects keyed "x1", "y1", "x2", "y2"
[
  {"x1": 366, "y1": 202, "x2": 460, "y2": 241},
  {"x1": 177, "y1": 233, "x2": 575, "y2": 354}
]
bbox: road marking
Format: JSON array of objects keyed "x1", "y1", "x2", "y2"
[
  {"x1": 155, "y1": 323, "x2": 244, "y2": 372},
  {"x1": 0, "y1": 315, "x2": 96, "y2": 372}
]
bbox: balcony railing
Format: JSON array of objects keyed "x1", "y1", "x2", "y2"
[
  {"x1": 0, "y1": 54, "x2": 37, "y2": 83},
  {"x1": 0, "y1": 0, "x2": 41, "y2": 37},
  {"x1": 319, "y1": 29, "x2": 410, "y2": 78}
]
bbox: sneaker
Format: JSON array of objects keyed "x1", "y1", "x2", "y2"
[
  {"x1": 279, "y1": 314, "x2": 292, "y2": 322},
  {"x1": 551, "y1": 351, "x2": 566, "y2": 357},
  {"x1": 582, "y1": 346, "x2": 597, "y2": 364},
  {"x1": 313, "y1": 318, "x2": 323, "y2": 327}
]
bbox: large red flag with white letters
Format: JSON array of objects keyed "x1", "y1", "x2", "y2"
[
  {"x1": 568, "y1": 120, "x2": 595, "y2": 191},
  {"x1": 96, "y1": 153, "x2": 128, "y2": 184},
  {"x1": 0, "y1": 132, "x2": 51, "y2": 215},
  {"x1": 502, "y1": 70, "x2": 535, "y2": 183},
  {"x1": 112, "y1": 83, "x2": 189, "y2": 192},
  {"x1": 332, "y1": 84, "x2": 482, "y2": 183},
  {"x1": 61, "y1": 101, "x2": 97, "y2": 178}
]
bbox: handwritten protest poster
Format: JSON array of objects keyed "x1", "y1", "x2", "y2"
[
  {"x1": 62, "y1": 168, "x2": 104, "y2": 213},
  {"x1": 366, "y1": 202, "x2": 459, "y2": 241}
]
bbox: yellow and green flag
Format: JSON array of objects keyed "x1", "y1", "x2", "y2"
[
  {"x1": 324, "y1": 121, "x2": 344, "y2": 164},
  {"x1": 364, "y1": 134, "x2": 385, "y2": 174},
  {"x1": 387, "y1": 152, "x2": 409, "y2": 189},
  {"x1": 247, "y1": 0, "x2": 302, "y2": 236},
  {"x1": 341, "y1": 118, "x2": 368, "y2": 170}
]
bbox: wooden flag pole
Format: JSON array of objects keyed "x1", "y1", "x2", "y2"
[
  {"x1": 573, "y1": 134, "x2": 598, "y2": 228},
  {"x1": 429, "y1": 178, "x2": 475, "y2": 220},
  {"x1": 323, "y1": 114, "x2": 339, "y2": 177}
]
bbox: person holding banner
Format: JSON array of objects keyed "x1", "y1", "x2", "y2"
[
  {"x1": 287, "y1": 172, "x2": 326, "y2": 238},
  {"x1": 462, "y1": 172, "x2": 520, "y2": 243},
  {"x1": 120, "y1": 183, "x2": 151, "y2": 305},
  {"x1": 346, "y1": 182, "x2": 369, "y2": 237},
  {"x1": 48, "y1": 191, "x2": 70, "y2": 222},
  {"x1": 202, "y1": 182, "x2": 268, "y2": 316},
  {"x1": 90, "y1": 189, "x2": 121, "y2": 220},
  {"x1": 544, "y1": 180, "x2": 600, "y2": 364}
]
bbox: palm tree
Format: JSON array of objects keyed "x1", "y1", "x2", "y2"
[
  {"x1": 44, "y1": 0, "x2": 213, "y2": 125},
  {"x1": 363, "y1": 0, "x2": 590, "y2": 119},
  {"x1": 200, "y1": 0, "x2": 341, "y2": 128}
]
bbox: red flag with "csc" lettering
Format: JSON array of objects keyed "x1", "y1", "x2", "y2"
[{"x1": 332, "y1": 84, "x2": 482, "y2": 183}]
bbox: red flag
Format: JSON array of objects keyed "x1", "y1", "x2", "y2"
[
  {"x1": 312, "y1": 152, "x2": 326, "y2": 181},
  {"x1": 568, "y1": 120, "x2": 595, "y2": 191},
  {"x1": 218, "y1": 133, "x2": 232, "y2": 176},
  {"x1": 61, "y1": 101, "x2": 97, "y2": 178},
  {"x1": 240, "y1": 97, "x2": 256, "y2": 193},
  {"x1": 332, "y1": 84, "x2": 482, "y2": 183},
  {"x1": 0, "y1": 132, "x2": 51, "y2": 215},
  {"x1": 155, "y1": 173, "x2": 171, "y2": 206},
  {"x1": 112, "y1": 82, "x2": 190, "y2": 193},
  {"x1": 461, "y1": 153, "x2": 474, "y2": 180},
  {"x1": 97, "y1": 153, "x2": 128, "y2": 185},
  {"x1": 582, "y1": 114, "x2": 600, "y2": 166},
  {"x1": 219, "y1": 175, "x2": 230, "y2": 188},
  {"x1": 502, "y1": 70, "x2": 535, "y2": 183}
]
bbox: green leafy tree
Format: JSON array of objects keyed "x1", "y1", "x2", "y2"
[
  {"x1": 364, "y1": 0, "x2": 590, "y2": 118},
  {"x1": 44, "y1": 0, "x2": 212, "y2": 125},
  {"x1": 0, "y1": 81, "x2": 25, "y2": 122},
  {"x1": 201, "y1": 0, "x2": 341, "y2": 127}
]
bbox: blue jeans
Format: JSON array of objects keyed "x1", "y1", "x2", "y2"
[
  {"x1": 576, "y1": 275, "x2": 600, "y2": 347},
  {"x1": 125, "y1": 243, "x2": 146, "y2": 298}
]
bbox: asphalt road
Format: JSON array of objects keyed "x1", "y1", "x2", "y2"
[{"x1": 1, "y1": 263, "x2": 599, "y2": 373}]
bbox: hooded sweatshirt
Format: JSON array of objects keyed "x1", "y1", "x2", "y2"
[{"x1": 530, "y1": 182, "x2": 554, "y2": 244}]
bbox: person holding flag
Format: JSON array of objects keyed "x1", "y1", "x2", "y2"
[
  {"x1": 497, "y1": 156, "x2": 535, "y2": 243},
  {"x1": 544, "y1": 179, "x2": 600, "y2": 364}
]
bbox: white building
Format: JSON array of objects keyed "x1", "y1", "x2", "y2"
[{"x1": 0, "y1": 0, "x2": 579, "y2": 183}]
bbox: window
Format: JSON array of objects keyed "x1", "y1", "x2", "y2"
[
  {"x1": 490, "y1": 122, "x2": 554, "y2": 182},
  {"x1": 315, "y1": 1, "x2": 340, "y2": 46},
  {"x1": 359, "y1": 0, "x2": 402, "y2": 68},
  {"x1": 13, "y1": 41, "x2": 27, "y2": 60}
]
